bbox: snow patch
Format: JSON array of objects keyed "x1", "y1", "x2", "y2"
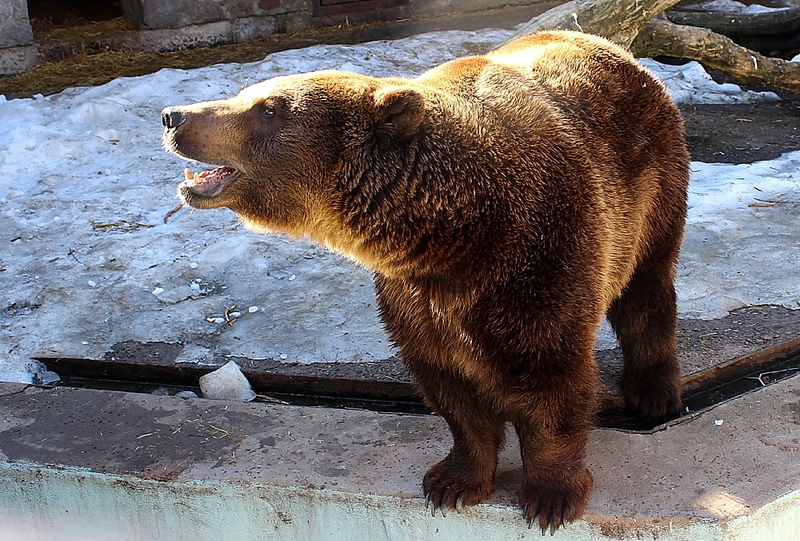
[{"x1": 640, "y1": 59, "x2": 780, "y2": 104}]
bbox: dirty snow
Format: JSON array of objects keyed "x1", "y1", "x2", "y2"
[{"x1": 1, "y1": 28, "x2": 798, "y2": 383}]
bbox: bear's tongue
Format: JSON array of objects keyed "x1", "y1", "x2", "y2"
[{"x1": 181, "y1": 166, "x2": 240, "y2": 197}]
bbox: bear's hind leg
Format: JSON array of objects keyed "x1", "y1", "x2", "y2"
[
  {"x1": 608, "y1": 256, "x2": 683, "y2": 421},
  {"x1": 418, "y1": 369, "x2": 506, "y2": 515}
]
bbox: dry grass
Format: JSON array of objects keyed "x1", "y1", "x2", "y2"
[{"x1": 34, "y1": 17, "x2": 134, "y2": 42}]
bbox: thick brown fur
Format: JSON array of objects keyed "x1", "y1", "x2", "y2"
[{"x1": 162, "y1": 31, "x2": 689, "y2": 533}]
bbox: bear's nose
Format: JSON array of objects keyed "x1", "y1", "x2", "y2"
[{"x1": 161, "y1": 108, "x2": 186, "y2": 130}]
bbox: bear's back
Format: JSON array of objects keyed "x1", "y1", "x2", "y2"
[
  {"x1": 417, "y1": 31, "x2": 686, "y2": 185},
  {"x1": 415, "y1": 31, "x2": 689, "y2": 305}
]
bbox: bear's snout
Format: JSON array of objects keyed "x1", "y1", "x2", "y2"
[{"x1": 162, "y1": 107, "x2": 186, "y2": 131}]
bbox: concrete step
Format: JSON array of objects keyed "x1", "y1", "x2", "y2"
[{"x1": 1, "y1": 376, "x2": 798, "y2": 540}]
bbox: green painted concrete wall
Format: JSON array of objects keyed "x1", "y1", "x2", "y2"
[{"x1": 0, "y1": 462, "x2": 731, "y2": 541}]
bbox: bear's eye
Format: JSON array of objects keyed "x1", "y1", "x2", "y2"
[{"x1": 261, "y1": 106, "x2": 275, "y2": 119}]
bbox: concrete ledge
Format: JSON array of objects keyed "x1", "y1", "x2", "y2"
[
  {"x1": 107, "y1": 20, "x2": 236, "y2": 53},
  {"x1": 0, "y1": 45, "x2": 39, "y2": 76},
  {"x1": 1, "y1": 376, "x2": 799, "y2": 540}
]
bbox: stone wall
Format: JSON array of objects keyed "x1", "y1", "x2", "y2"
[
  {"x1": 0, "y1": 0, "x2": 38, "y2": 75},
  {"x1": 121, "y1": 0, "x2": 304, "y2": 30}
]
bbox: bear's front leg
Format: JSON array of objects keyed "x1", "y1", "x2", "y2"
[
  {"x1": 514, "y1": 420, "x2": 593, "y2": 535},
  {"x1": 415, "y1": 366, "x2": 507, "y2": 515},
  {"x1": 509, "y1": 350, "x2": 597, "y2": 534}
]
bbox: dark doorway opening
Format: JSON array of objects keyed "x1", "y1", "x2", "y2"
[{"x1": 28, "y1": 0, "x2": 125, "y2": 38}]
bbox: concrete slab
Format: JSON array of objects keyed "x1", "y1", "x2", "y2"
[{"x1": 1, "y1": 376, "x2": 798, "y2": 540}]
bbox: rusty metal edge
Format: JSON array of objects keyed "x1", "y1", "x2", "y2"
[{"x1": 680, "y1": 335, "x2": 800, "y2": 397}]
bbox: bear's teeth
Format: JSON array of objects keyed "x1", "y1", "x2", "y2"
[{"x1": 183, "y1": 169, "x2": 205, "y2": 186}]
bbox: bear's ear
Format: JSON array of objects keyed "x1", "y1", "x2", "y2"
[{"x1": 374, "y1": 86, "x2": 425, "y2": 142}]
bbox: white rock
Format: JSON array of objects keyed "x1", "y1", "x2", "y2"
[{"x1": 199, "y1": 361, "x2": 256, "y2": 402}]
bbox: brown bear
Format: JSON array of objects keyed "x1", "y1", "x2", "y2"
[{"x1": 162, "y1": 31, "x2": 689, "y2": 533}]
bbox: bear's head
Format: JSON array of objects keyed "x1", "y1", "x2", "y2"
[{"x1": 162, "y1": 71, "x2": 425, "y2": 247}]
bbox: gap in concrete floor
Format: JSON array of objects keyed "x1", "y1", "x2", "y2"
[{"x1": 41, "y1": 348, "x2": 800, "y2": 433}]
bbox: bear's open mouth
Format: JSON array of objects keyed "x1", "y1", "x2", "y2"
[{"x1": 180, "y1": 166, "x2": 241, "y2": 197}]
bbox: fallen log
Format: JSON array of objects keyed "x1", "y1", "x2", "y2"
[
  {"x1": 666, "y1": 2, "x2": 800, "y2": 38},
  {"x1": 632, "y1": 16, "x2": 800, "y2": 94},
  {"x1": 509, "y1": 0, "x2": 683, "y2": 47}
]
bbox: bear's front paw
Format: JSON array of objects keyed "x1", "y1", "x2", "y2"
[
  {"x1": 422, "y1": 459, "x2": 494, "y2": 516},
  {"x1": 518, "y1": 468, "x2": 592, "y2": 535}
]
